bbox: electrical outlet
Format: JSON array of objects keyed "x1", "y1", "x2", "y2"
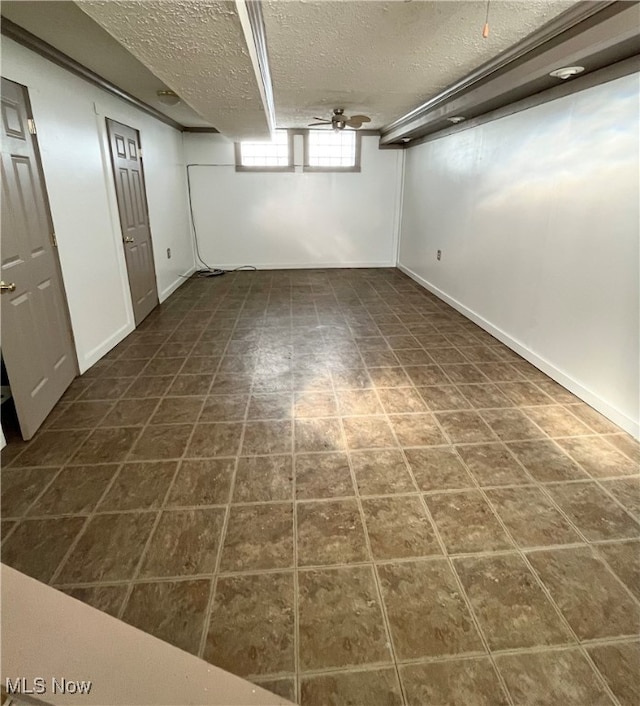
[
  {"x1": 166, "y1": 248, "x2": 171, "y2": 259},
  {"x1": 437, "y1": 249, "x2": 442, "y2": 261}
]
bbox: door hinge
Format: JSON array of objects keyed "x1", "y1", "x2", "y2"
[
  {"x1": 51, "y1": 232, "x2": 58, "y2": 247},
  {"x1": 27, "y1": 118, "x2": 37, "y2": 135},
  {"x1": 138, "y1": 147, "x2": 143, "y2": 158}
]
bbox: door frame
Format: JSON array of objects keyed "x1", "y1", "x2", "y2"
[
  {"x1": 19, "y1": 82, "x2": 77, "y2": 367},
  {"x1": 105, "y1": 117, "x2": 159, "y2": 327},
  {"x1": 0, "y1": 77, "x2": 78, "y2": 439}
]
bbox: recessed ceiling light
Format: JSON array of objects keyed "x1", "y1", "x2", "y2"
[
  {"x1": 447, "y1": 116, "x2": 466, "y2": 124},
  {"x1": 549, "y1": 66, "x2": 585, "y2": 80},
  {"x1": 157, "y1": 90, "x2": 181, "y2": 106}
]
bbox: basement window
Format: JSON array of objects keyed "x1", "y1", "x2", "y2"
[
  {"x1": 304, "y1": 130, "x2": 360, "y2": 172},
  {"x1": 235, "y1": 130, "x2": 293, "y2": 171}
]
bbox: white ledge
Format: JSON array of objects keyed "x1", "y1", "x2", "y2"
[{"x1": 1, "y1": 564, "x2": 295, "y2": 706}]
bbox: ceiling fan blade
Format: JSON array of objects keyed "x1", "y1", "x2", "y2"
[
  {"x1": 345, "y1": 120, "x2": 362, "y2": 128},
  {"x1": 312, "y1": 117, "x2": 329, "y2": 122},
  {"x1": 349, "y1": 114, "x2": 371, "y2": 122},
  {"x1": 308, "y1": 121, "x2": 331, "y2": 126}
]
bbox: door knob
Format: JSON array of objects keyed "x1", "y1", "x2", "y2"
[
  {"x1": 0, "y1": 281, "x2": 16, "y2": 293},
  {"x1": 124, "y1": 237, "x2": 135, "y2": 244}
]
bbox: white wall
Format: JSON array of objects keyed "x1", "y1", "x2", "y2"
[
  {"x1": 183, "y1": 133, "x2": 403, "y2": 269},
  {"x1": 1, "y1": 39, "x2": 196, "y2": 373},
  {"x1": 398, "y1": 73, "x2": 640, "y2": 437}
]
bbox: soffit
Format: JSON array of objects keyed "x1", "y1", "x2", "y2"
[
  {"x1": 77, "y1": 0, "x2": 270, "y2": 139},
  {"x1": 0, "y1": 0, "x2": 213, "y2": 128}
]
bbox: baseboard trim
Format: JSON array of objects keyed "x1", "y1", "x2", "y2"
[
  {"x1": 80, "y1": 321, "x2": 134, "y2": 375},
  {"x1": 398, "y1": 262, "x2": 639, "y2": 439},
  {"x1": 159, "y1": 266, "x2": 197, "y2": 302},
  {"x1": 210, "y1": 261, "x2": 396, "y2": 271},
  {"x1": 78, "y1": 269, "x2": 195, "y2": 375}
]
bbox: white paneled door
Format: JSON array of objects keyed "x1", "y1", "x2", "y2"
[
  {"x1": 1, "y1": 78, "x2": 77, "y2": 439},
  {"x1": 106, "y1": 118, "x2": 158, "y2": 326}
]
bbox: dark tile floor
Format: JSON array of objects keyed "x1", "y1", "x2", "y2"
[{"x1": 2, "y1": 268, "x2": 639, "y2": 706}]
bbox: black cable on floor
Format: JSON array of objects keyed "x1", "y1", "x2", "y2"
[{"x1": 185, "y1": 163, "x2": 257, "y2": 277}]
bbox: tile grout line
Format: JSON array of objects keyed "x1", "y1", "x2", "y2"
[
  {"x1": 232, "y1": 283, "x2": 300, "y2": 694},
  {"x1": 60, "y1": 350, "x2": 196, "y2": 592},
  {"x1": 446, "y1": 439, "x2": 626, "y2": 706},
  {"x1": 24, "y1": 409, "x2": 635, "y2": 431},
  {"x1": 486, "y1": 437, "x2": 640, "y2": 608},
  {"x1": 6, "y1": 396, "x2": 637, "y2": 456},
  {"x1": 15, "y1": 478, "x2": 636, "y2": 524},
  {"x1": 322, "y1": 283, "x2": 409, "y2": 701},
  {"x1": 291, "y1": 292, "x2": 301, "y2": 706},
  {"x1": 115, "y1": 459, "x2": 185, "y2": 621},
  {"x1": 440, "y1": 416, "x2": 640, "y2": 546},
  {"x1": 4, "y1": 465, "x2": 68, "y2": 528},
  {"x1": 589, "y1": 542, "x2": 640, "y2": 610},
  {"x1": 484, "y1": 424, "x2": 640, "y2": 545},
  {"x1": 342, "y1": 334, "x2": 419, "y2": 704},
  {"x1": 409, "y1": 410, "x2": 521, "y2": 704},
  {"x1": 340, "y1": 305, "x2": 424, "y2": 706},
  {"x1": 588, "y1": 474, "x2": 640, "y2": 522},
  {"x1": 110, "y1": 312, "x2": 220, "y2": 622},
  {"x1": 363, "y1": 366, "x2": 516, "y2": 706},
  {"x1": 333, "y1": 392, "x2": 408, "y2": 705},
  {"x1": 196, "y1": 289, "x2": 254, "y2": 661},
  {"x1": 539, "y1": 432, "x2": 640, "y2": 525},
  {"x1": 45, "y1": 533, "x2": 640, "y2": 588},
  {"x1": 37, "y1": 322, "x2": 198, "y2": 541},
  {"x1": 278, "y1": 632, "x2": 640, "y2": 678},
  {"x1": 48, "y1": 457, "x2": 130, "y2": 587}
]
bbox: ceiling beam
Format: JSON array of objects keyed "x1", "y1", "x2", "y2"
[
  {"x1": 235, "y1": 0, "x2": 277, "y2": 137},
  {"x1": 405, "y1": 53, "x2": 640, "y2": 150},
  {"x1": 380, "y1": 0, "x2": 633, "y2": 145},
  {"x1": 78, "y1": 1, "x2": 268, "y2": 141}
]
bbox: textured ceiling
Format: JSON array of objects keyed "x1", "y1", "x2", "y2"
[
  {"x1": 0, "y1": 1, "x2": 212, "y2": 127},
  {"x1": 77, "y1": 1, "x2": 270, "y2": 139},
  {"x1": 4, "y1": 0, "x2": 582, "y2": 138},
  {"x1": 263, "y1": 0, "x2": 578, "y2": 129}
]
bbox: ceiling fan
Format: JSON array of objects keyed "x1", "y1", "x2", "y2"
[{"x1": 308, "y1": 108, "x2": 371, "y2": 131}]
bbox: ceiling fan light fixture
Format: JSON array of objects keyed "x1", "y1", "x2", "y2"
[
  {"x1": 309, "y1": 108, "x2": 371, "y2": 131},
  {"x1": 447, "y1": 116, "x2": 466, "y2": 124},
  {"x1": 156, "y1": 90, "x2": 181, "y2": 106},
  {"x1": 549, "y1": 66, "x2": 584, "y2": 80}
]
